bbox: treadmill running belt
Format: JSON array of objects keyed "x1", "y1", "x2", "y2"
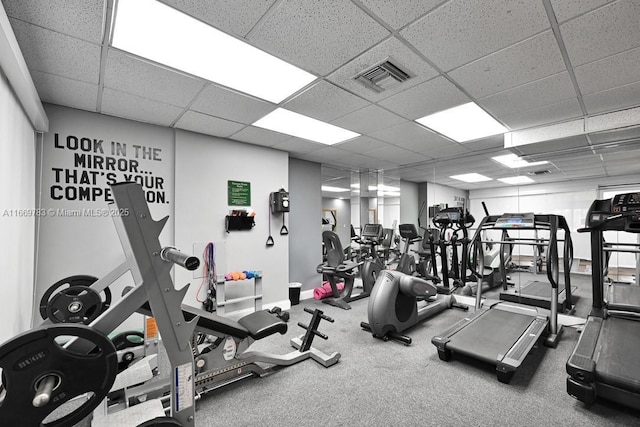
[
  {"x1": 596, "y1": 317, "x2": 640, "y2": 391},
  {"x1": 608, "y1": 284, "x2": 640, "y2": 314},
  {"x1": 446, "y1": 309, "x2": 536, "y2": 364},
  {"x1": 516, "y1": 281, "x2": 559, "y2": 298}
]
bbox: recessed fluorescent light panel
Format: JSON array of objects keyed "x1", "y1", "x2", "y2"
[
  {"x1": 492, "y1": 154, "x2": 549, "y2": 168},
  {"x1": 416, "y1": 102, "x2": 508, "y2": 142},
  {"x1": 321, "y1": 186, "x2": 350, "y2": 192},
  {"x1": 450, "y1": 173, "x2": 492, "y2": 183},
  {"x1": 253, "y1": 108, "x2": 360, "y2": 145},
  {"x1": 112, "y1": 0, "x2": 316, "y2": 103},
  {"x1": 498, "y1": 176, "x2": 535, "y2": 185}
]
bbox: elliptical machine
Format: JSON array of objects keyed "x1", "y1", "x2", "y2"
[
  {"x1": 361, "y1": 270, "x2": 467, "y2": 345},
  {"x1": 357, "y1": 224, "x2": 385, "y2": 295},
  {"x1": 432, "y1": 207, "x2": 475, "y2": 292}
]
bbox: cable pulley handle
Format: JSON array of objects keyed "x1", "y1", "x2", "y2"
[
  {"x1": 160, "y1": 247, "x2": 200, "y2": 271},
  {"x1": 297, "y1": 322, "x2": 329, "y2": 340}
]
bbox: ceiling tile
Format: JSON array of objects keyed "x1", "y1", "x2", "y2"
[
  {"x1": 349, "y1": 155, "x2": 400, "y2": 170},
  {"x1": 560, "y1": 0, "x2": 640, "y2": 67},
  {"x1": 9, "y1": 18, "x2": 100, "y2": 83},
  {"x1": 248, "y1": 0, "x2": 389, "y2": 75},
  {"x1": 377, "y1": 76, "x2": 470, "y2": 119},
  {"x1": 2, "y1": 0, "x2": 105, "y2": 43},
  {"x1": 190, "y1": 84, "x2": 277, "y2": 124},
  {"x1": 549, "y1": 0, "x2": 614, "y2": 23},
  {"x1": 365, "y1": 145, "x2": 431, "y2": 165},
  {"x1": 174, "y1": 110, "x2": 246, "y2": 137},
  {"x1": 499, "y1": 98, "x2": 583, "y2": 130},
  {"x1": 271, "y1": 138, "x2": 324, "y2": 156},
  {"x1": 283, "y1": 81, "x2": 369, "y2": 122},
  {"x1": 479, "y1": 72, "x2": 576, "y2": 117},
  {"x1": 101, "y1": 88, "x2": 185, "y2": 127},
  {"x1": 326, "y1": 36, "x2": 440, "y2": 103},
  {"x1": 158, "y1": 0, "x2": 276, "y2": 37},
  {"x1": 229, "y1": 126, "x2": 292, "y2": 147},
  {"x1": 31, "y1": 70, "x2": 98, "y2": 112},
  {"x1": 334, "y1": 136, "x2": 390, "y2": 154},
  {"x1": 574, "y1": 46, "x2": 640, "y2": 95},
  {"x1": 400, "y1": 0, "x2": 549, "y2": 71},
  {"x1": 583, "y1": 81, "x2": 640, "y2": 115},
  {"x1": 299, "y1": 146, "x2": 355, "y2": 163},
  {"x1": 448, "y1": 31, "x2": 566, "y2": 98},
  {"x1": 331, "y1": 104, "x2": 406, "y2": 134},
  {"x1": 104, "y1": 49, "x2": 206, "y2": 107},
  {"x1": 463, "y1": 134, "x2": 505, "y2": 151},
  {"x1": 369, "y1": 121, "x2": 448, "y2": 152},
  {"x1": 358, "y1": 0, "x2": 446, "y2": 30}
]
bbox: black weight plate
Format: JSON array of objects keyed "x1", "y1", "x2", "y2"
[
  {"x1": 46, "y1": 285, "x2": 103, "y2": 324},
  {"x1": 111, "y1": 330, "x2": 145, "y2": 350},
  {"x1": 0, "y1": 324, "x2": 118, "y2": 427},
  {"x1": 137, "y1": 416, "x2": 183, "y2": 426},
  {"x1": 39, "y1": 275, "x2": 99, "y2": 320}
]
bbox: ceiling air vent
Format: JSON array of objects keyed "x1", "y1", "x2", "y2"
[
  {"x1": 354, "y1": 58, "x2": 412, "y2": 93},
  {"x1": 528, "y1": 170, "x2": 551, "y2": 176}
]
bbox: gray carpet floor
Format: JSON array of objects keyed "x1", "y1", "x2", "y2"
[{"x1": 184, "y1": 272, "x2": 640, "y2": 427}]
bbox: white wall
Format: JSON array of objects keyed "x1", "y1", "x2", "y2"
[
  {"x1": 35, "y1": 104, "x2": 174, "y2": 331},
  {"x1": 322, "y1": 197, "x2": 351, "y2": 248},
  {"x1": 400, "y1": 180, "x2": 419, "y2": 226},
  {"x1": 174, "y1": 129, "x2": 290, "y2": 310},
  {"x1": 0, "y1": 69, "x2": 36, "y2": 343}
]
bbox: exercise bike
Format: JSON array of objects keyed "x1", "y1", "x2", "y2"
[
  {"x1": 357, "y1": 224, "x2": 386, "y2": 296},
  {"x1": 395, "y1": 223, "x2": 422, "y2": 275},
  {"x1": 360, "y1": 270, "x2": 467, "y2": 345}
]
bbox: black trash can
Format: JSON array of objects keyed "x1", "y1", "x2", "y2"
[{"x1": 288, "y1": 282, "x2": 302, "y2": 305}]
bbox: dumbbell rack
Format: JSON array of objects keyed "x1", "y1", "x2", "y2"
[{"x1": 214, "y1": 272, "x2": 263, "y2": 315}]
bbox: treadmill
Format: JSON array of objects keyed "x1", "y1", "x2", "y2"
[
  {"x1": 495, "y1": 213, "x2": 577, "y2": 312},
  {"x1": 432, "y1": 214, "x2": 567, "y2": 383},
  {"x1": 566, "y1": 192, "x2": 640, "y2": 409}
]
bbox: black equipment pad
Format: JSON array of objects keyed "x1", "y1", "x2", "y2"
[
  {"x1": 238, "y1": 310, "x2": 288, "y2": 340},
  {"x1": 446, "y1": 309, "x2": 538, "y2": 365},
  {"x1": 596, "y1": 316, "x2": 640, "y2": 392}
]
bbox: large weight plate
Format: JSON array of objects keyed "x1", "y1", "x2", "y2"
[
  {"x1": 0, "y1": 324, "x2": 118, "y2": 427},
  {"x1": 39, "y1": 275, "x2": 112, "y2": 324}
]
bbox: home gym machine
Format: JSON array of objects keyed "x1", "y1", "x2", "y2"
[
  {"x1": 361, "y1": 270, "x2": 467, "y2": 345},
  {"x1": 0, "y1": 182, "x2": 340, "y2": 427},
  {"x1": 431, "y1": 207, "x2": 475, "y2": 291},
  {"x1": 432, "y1": 213, "x2": 569, "y2": 383},
  {"x1": 566, "y1": 192, "x2": 640, "y2": 409},
  {"x1": 495, "y1": 213, "x2": 576, "y2": 312}
]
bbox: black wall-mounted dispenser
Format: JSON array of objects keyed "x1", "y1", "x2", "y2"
[{"x1": 270, "y1": 189, "x2": 290, "y2": 213}]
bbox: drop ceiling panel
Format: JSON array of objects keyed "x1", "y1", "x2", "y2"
[
  {"x1": 365, "y1": 145, "x2": 431, "y2": 165},
  {"x1": 228, "y1": 126, "x2": 292, "y2": 147},
  {"x1": 463, "y1": 135, "x2": 505, "y2": 152},
  {"x1": 512, "y1": 134, "x2": 590, "y2": 157},
  {"x1": 350, "y1": 155, "x2": 400, "y2": 170},
  {"x1": 299, "y1": 146, "x2": 354, "y2": 164},
  {"x1": 573, "y1": 46, "x2": 640, "y2": 95},
  {"x1": 2, "y1": 0, "x2": 105, "y2": 43},
  {"x1": 331, "y1": 104, "x2": 406, "y2": 134},
  {"x1": 359, "y1": 0, "x2": 445, "y2": 30},
  {"x1": 31, "y1": 70, "x2": 98, "y2": 112},
  {"x1": 368, "y1": 122, "x2": 452, "y2": 155},
  {"x1": 448, "y1": 31, "x2": 566, "y2": 99},
  {"x1": 271, "y1": 138, "x2": 324, "y2": 156},
  {"x1": 158, "y1": 0, "x2": 276, "y2": 37},
  {"x1": 583, "y1": 81, "x2": 640, "y2": 115},
  {"x1": 326, "y1": 36, "x2": 439, "y2": 103},
  {"x1": 559, "y1": 0, "x2": 640, "y2": 67},
  {"x1": 174, "y1": 110, "x2": 246, "y2": 138},
  {"x1": 479, "y1": 72, "x2": 576, "y2": 117},
  {"x1": 334, "y1": 136, "x2": 390, "y2": 154},
  {"x1": 101, "y1": 89, "x2": 185, "y2": 127},
  {"x1": 377, "y1": 76, "x2": 470, "y2": 120},
  {"x1": 189, "y1": 83, "x2": 276, "y2": 124},
  {"x1": 283, "y1": 81, "x2": 369, "y2": 122},
  {"x1": 499, "y1": 98, "x2": 583, "y2": 131},
  {"x1": 549, "y1": 0, "x2": 613, "y2": 23},
  {"x1": 104, "y1": 50, "x2": 206, "y2": 108},
  {"x1": 589, "y1": 125, "x2": 640, "y2": 145},
  {"x1": 9, "y1": 18, "x2": 101, "y2": 83},
  {"x1": 400, "y1": 0, "x2": 549, "y2": 71},
  {"x1": 247, "y1": 0, "x2": 389, "y2": 75}
]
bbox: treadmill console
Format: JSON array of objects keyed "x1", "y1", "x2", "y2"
[
  {"x1": 495, "y1": 212, "x2": 535, "y2": 229},
  {"x1": 361, "y1": 224, "x2": 383, "y2": 241},
  {"x1": 433, "y1": 207, "x2": 473, "y2": 227},
  {"x1": 586, "y1": 192, "x2": 640, "y2": 232}
]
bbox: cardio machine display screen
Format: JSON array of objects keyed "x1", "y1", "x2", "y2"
[{"x1": 362, "y1": 224, "x2": 382, "y2": 238}]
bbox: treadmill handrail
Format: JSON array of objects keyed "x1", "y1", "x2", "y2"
[{"x1": 546, "y1": 216, "x2": 559, "y2": 290}]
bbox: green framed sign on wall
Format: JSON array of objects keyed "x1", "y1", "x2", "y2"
[{"x1": 228, "y1": 180, "x2": 251, "y2": 206}]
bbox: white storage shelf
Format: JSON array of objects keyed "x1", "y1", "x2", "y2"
[{"x1": 214, "y1": 272, "x2": 263, "y2": 315}]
